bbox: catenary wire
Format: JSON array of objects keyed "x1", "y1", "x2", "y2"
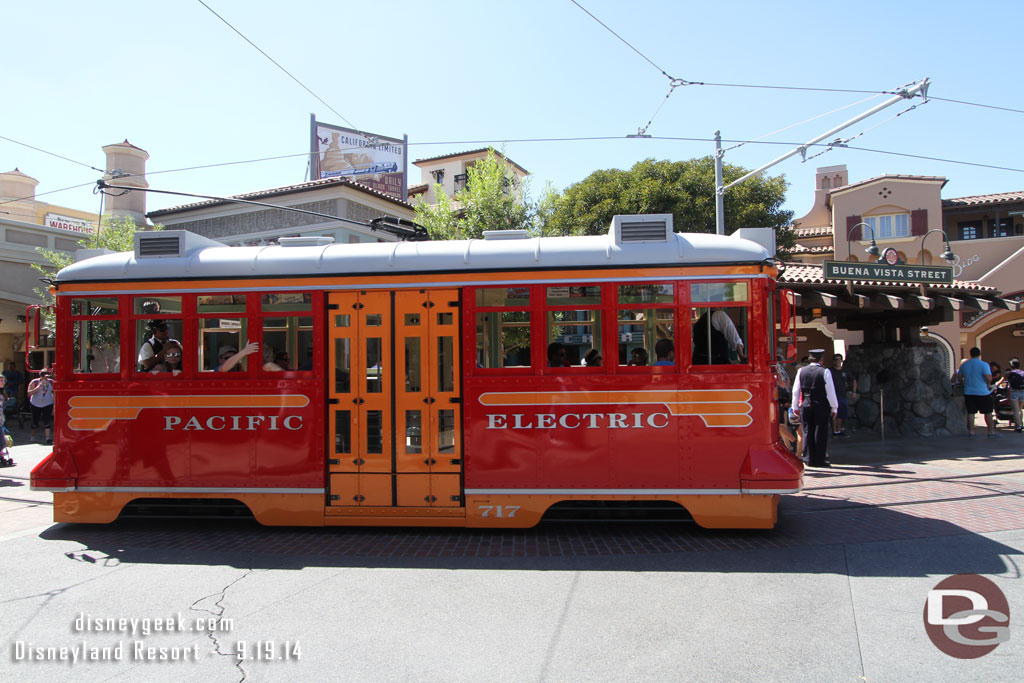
[
  {"x1": 570, "y1": 1, "x2": 1024, "y2": 115},
  {"x1": 0, "y1": 134, "x2": 105, "y2": 173},
  {"x1": 7, "y1": 128, "x2": 1023, "y2": 211},
  {"x1": 195, "y1": 0, "x2": 362, "y2": 133}
]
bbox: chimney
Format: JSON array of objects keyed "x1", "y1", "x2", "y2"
[
  {"x1": 102, "y1": 140, "x2": 149, "y2": 225},
  {"x1": 792, "y1": 164, "x2": 848, "y2": 229}
]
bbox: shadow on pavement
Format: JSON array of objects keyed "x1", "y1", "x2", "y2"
[{"x1": 36, "y1": 496, "x2": 1022, "y2": 576}]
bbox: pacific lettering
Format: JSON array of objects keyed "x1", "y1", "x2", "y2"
[{"x1": 162, "y1": 415, "x2": 304, "y2": 431}]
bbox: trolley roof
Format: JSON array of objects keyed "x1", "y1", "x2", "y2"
[{"x1": 56, "y1": 216, "x2": 775, "y2": 284}]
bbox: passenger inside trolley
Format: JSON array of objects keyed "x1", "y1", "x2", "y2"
[
  {"x1": 654, "y1": 339, "x2": 675, "y2": 366},
  {"x1": 628, "y1": 347, "x2": 648, "y2": 366},
  {"x1": 137, "y1": 320, "x2": 171, "y2": 371},
  {"x1": 151, "y1": 339, "x2": 184, "y2": 376}
]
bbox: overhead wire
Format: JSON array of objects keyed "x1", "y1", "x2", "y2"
[
  {"x1": 195, "y1": 0, "x2": 363, "y2": 134},
  {"x1": 569, "y1": 1, "x2": 1023, "y2": 119},
  {"x1": 0, "y1": 134, "x2": 105, "y2": 173}
]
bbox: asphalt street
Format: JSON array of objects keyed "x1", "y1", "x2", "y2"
[{"x1": 1, "y1": 422, "x2": 1021, "y2": 682}]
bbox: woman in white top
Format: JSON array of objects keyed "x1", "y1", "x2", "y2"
[{"x1": 27, "y1": 369, "x2": 55, "y2": 445}]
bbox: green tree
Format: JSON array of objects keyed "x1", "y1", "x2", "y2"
[
  {"x1": 415, "y1": 148, "x2": 551, "y2": 239},
  {"x1": 32, "y1": 217, "x2": 160, "y2": 371},
  {"x1": 546, "y1": 157, "x2": 795, "y2": 253}
]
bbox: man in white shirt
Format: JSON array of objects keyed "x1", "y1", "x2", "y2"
[
  {"x1": 792, "y1": 349, "x2": 839, "y2": 468},
  {"x1": 693, "y1": 309, "x2": 747, "y2": 364}
]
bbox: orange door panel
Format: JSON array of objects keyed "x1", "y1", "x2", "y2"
[
  {"x1": 395, "y1": 291, "x2": 431, "y2": 473},
  {"x1": 396, "y1": 474, "x2": 433, "y2": 506},
  {"x1": 356, "y1": 291, "x2": 392, "y2": 473},
  {"x1": 328, "y1": 292, "x2": 359, "y2": 473},
  {"x1": 430, "y1": 473, "x2": 462, "y2": 507},
  {"x1": 328, "y1": 289, "x2": 461, "y2": 510},
  {"x1": 427, "y1": 294, "x2": 462, "y2": 475}
]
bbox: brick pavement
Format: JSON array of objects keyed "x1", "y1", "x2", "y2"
[{"x1": 8, "y1": 427, "x2": 1024, "y2": 559}]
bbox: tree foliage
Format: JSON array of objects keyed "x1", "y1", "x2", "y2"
[
  {"x1": 415, "y1": 148, "x2": 552, "y2": 239},
  {"x1": 545, "y1": 157, "x2": 795, "y2": 253}
]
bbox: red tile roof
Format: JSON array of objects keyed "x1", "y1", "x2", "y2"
[
  {"x1": 794, "y1": 225, "x2": 834, "y2": 237},
  {"x1": 790, "y1": 244, "x2": 834, "y2": 254},
  {"x1": 779, "y1": 262, "x2": 996, "y2": 292},
  {"x1": 412, "y1": 148, "x2": 529, "y2": 175},
  {"x1": 942, "y1": 190, "x2": 1024, "y2": 208},
  {"x1": 147, "y1": 175, "x2": 412, "y2": 217}
]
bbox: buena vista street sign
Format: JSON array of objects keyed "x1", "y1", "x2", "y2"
[{"x1": 823, "y1": 260, "x2": 953, "y2": 284}]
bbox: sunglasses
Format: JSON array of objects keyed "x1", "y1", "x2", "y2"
[{"x1": 165, "y1": 353, "x2": 182, "y2": 359}]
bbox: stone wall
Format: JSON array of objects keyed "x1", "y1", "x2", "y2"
[{"x1": 844, "y1": 344, "x2": 966, "y2": 437}]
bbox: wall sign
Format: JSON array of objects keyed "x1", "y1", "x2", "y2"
[{"x1": 823, "y1": 260, "x2": 953, "y2": 284}]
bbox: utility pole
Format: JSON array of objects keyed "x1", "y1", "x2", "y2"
[{"x1": 714, "y1": 77, "x2": 931, "y2": 235}]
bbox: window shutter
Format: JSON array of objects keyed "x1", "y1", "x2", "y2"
[
  {"x1": 910, "y1": 209, "x2": 928, "y2": 236},
  {"x1": 846, "y1": 215, "x2": 863, "y2": 240}
]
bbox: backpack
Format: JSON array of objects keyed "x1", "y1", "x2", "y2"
[{"x1": 1008, "y1": 370, "x2": 1024, "y2": 391}]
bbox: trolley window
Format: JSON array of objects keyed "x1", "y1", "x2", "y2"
[
  {"x1": 133, "y1": 296, "x2": 185, "y2": 376},
  {"x1": 198, "y1": 295, "x2": 250, "y2": 372},
  {"x1": 690, "y1": 282, "x2": 749, "y2": 366},
  {"x1": 259, "y1": 293, "x2": 314, "y2": 373},
  {"x1": 616, "y1": 284, "x2": 675, "y2": 369},
  {"x1": 70, "y1": 296, "x2": 120, "y2": 375},
  {"x1": 546, "y1": 285, "x2": 601, "y2": 369},
  {"x1": 475, "y1": 287, "x2": 531, "y2": 369}
]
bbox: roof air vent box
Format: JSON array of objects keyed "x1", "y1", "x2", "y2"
[
  {"x1": 134, "y1": 230, "x2": 223, "y2": 259},
  {"x1": 610, "y1": 214, "x2": 673, "y2": 245}
]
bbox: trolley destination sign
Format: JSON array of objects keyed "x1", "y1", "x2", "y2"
[{"x1": 823, "y1": 260, "x2": 953, "y2": 285}]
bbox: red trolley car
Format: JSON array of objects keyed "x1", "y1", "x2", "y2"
[{"x1": 31, "y1": 214, "x2": 801, "y2": 528}]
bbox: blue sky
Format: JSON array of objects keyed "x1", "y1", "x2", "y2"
[{"x1": 3, "y1": 0, "x2": 1022, "y2": 224}]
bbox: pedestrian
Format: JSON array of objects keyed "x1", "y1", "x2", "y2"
[
  {"x1": 829, "y1": 353, "x2": 857, "y2": 437},
  {"x1": 27, "y1": 369, "x2": 55, "y2": 445},
  {"x1": 3, "y1": 361, "x2": 23, "y2": 405},
  {"x1": 791, "y1": 349, "x2": 838, "y2": 468},
  {"x1": 957, "y1": 347, "x2": 996, "y2": 438},
  {"x1": 1005, "y1": 357, "x2": 1024, "y2": 433}
]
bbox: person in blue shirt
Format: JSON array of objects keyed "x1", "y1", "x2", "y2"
[
  {"x1": 654, "y1": 339, "x2": 674, "y2": 366},
  {"x1": 957, "y1": 347, "x2": 995, "y2": 437}
]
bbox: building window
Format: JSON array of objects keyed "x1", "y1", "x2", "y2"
[
  {"x1": 958, "y1": 221, "x2": 981, "y2": 240},
  {"x1": 864, "y1": 214, "x2": 909, "y2": 240},
  {"x1": 988, "y1": 218, "x2": 1011, "y2": 238},
  {"x1": 431, "y1": 169, "x2": 444, "y2": 184}
]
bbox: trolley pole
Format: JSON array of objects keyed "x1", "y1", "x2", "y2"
[
  {"x1": 714, "y1": 77, "x2": 930, "y2": 233},
  {"x1": 714, "y1": 130, "x2": 725, "y2": 235}
]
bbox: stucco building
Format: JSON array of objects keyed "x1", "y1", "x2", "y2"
[{"x1": 785, "y1": 164, "x2": 1024, "y2": 374}]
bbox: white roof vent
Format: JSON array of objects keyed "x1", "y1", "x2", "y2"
[
  {"x1": 134, "y1": 230, "x2": 224, "y2": 259},
  {"x1": 278, "y1": 236, "x2": 335, "y2": 247},
  {"x1": 610, "y1": 214, "x2": 673, "y2": 244},
  {"x1": 75, "y1": 248, "x2": 114, "y2": 263},
  {"x1": 482, "y1": 230, "x2": 530, "y2": 240}
]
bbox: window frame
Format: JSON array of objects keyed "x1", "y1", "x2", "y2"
[
  {"x1": 613, "y1": 282, "x2": 678, "y2": 373},
  {"x1": 68, "y1": 295, "x2": 123, "y2": 378},
  {"x1": 130, "y1": 295, "x2": 190, "y2": 380},
  {"x1": 685, "y1": 279, "x2": 752, "y2": 371},
  {"x1": 469, "y1": 285, "x2": 535, "y2": 375},
  {"x1": 256, "y1": 292, "x2": 318, "y2": 377}
]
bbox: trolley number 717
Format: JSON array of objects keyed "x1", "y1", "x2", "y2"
[{"x1": 477, "y1": 505, "x2": 520, "y2": 518}]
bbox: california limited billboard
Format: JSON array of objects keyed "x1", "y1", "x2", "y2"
[{"x1": 310, "y1": 116, "x2": 407, "y2": 201}]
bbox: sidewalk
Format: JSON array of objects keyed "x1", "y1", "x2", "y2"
[{"x1": 825, "y1": 423, "x2": 1024, "y2": 468}]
